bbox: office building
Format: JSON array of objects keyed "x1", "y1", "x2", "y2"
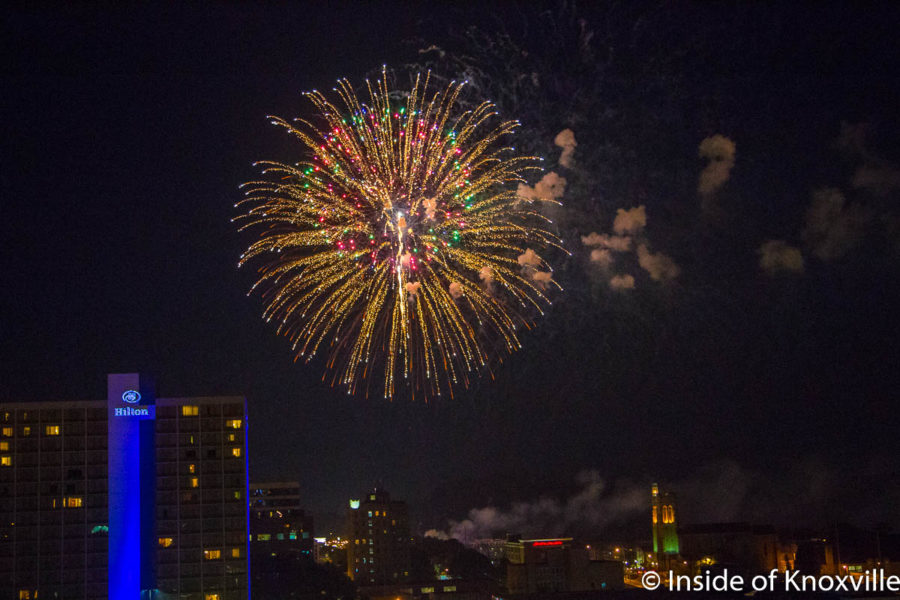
[
  {"x1": 0, "y1": 373, "x2": 250, "y2": 600},
  {"x1": 346, "y1": 489, "x2": 410, "y2": 585}
]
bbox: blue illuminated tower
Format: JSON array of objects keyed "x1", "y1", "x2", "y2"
[{"x1": 107, "y1": 373, "x2": 157, "y2": 599}]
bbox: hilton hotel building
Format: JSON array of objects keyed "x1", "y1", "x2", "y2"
[{"x1": 0, "y1": 373, "x2": 250, "y2": 600}]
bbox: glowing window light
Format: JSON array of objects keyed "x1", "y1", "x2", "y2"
[
  {"x1": 181, "y1": 405, "x2": 199, "y2": 416},
  {"x1": 204, "y1": 549, "x2": 221, "y2": 560},
  {"x1": 45, "y1": 425, "x2": 60, "y2": 436}
]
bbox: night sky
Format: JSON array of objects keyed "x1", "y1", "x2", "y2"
[{"x1": 3, "y1": 3, "x2": 899, "y2": 537}]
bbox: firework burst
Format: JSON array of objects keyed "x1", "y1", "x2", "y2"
[{"x1": 236, "y1": 70, "x2": 563, "y2": 399}]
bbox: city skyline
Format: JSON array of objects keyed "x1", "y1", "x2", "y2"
[{"x1": 2, "y1": 1, "x2": 899, "y2": 540}]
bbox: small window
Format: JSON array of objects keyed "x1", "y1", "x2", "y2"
[
  {"x1": 19, "y1": 591, "x2": 33, "y2": 600},
  {"x1": 1, "y1": 427, "x2": 12, "y2": 437},
  {"x1": 225, "y1": 419, "x2": 242, "y2": 429},
  {"x1": 203, "y1": 549, "x2": 221, "y2": 560},
  {"x1": 190, "y1": 477, "x2": 198, "y2": 488},
  {"x1": 159, "y1": 537, "x2": 174, "y2": 547},
  {"x1": 1, "y1": 456, "x2": 12, "y2": 467},
  {"x1": 22, "y1": 426, "x2": 31, "y2": 437},
  {"x1": 228, "y1": 433, "x2": 235, "y2": 442},
  {"x1": 45, "y1": 425, "x2": 60, "y2": 436},
  {"x1": 231, "y1": 447, "x2": 241, "y2": 458},
  {"x1": 64, "y1": 497, "x2": 83, "y2": 508},
  {"x1": 188, "y1": 464, "x2": 196, "y2": 474},
  {"x1": 257, "y1": 534, "x2": 270, "y2": 541},
  {"x1": 0, "y1": 442, "x2": 7, "y2": 451},
  {"x1": 233, "y1": 491, "x2": 241, "y2": 500},
  {"x1": 181, "y1": 405, "x2": 199, "y2": 416},
  {"x1": 231, "y1": 547, "x2": 241, "y2": 558},
  {"x1": 205, "y1": 594, "x2": 220, "y2": 600}
]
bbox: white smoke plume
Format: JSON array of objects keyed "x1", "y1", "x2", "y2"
[
  {"x1": 590, "y1": 248, "x2": 613, "y2": 267},
  {"x1": 698, "y1": 134, "x2": 736, "y2": 195},
  {"x1": 448, "y1": 281, "x2": 463, "y2": 299},
  {"x1": 554, "y1": 128, "x2": 577, "y2": 168},
  {"x1": 429, "y1": 471, "x2": 647, "y2": 542},
  {"x1": 852, "y1": 164, "x2": 900, "y2": 196},
  {"x1": 636, "y1": 244, "x2": 680, "y2": 281},
  {"x1": 532, "y1": 271, "x2": 553, "y2": 288},
  {"x1": 581, "y1": 232, "x2": 632, "y2": 252},
  {"x1": 802, "y1": 188, "x2": 868, "y2": 260},
  {"x1": 518, "y1": 172, "x2": 567, "y2": 202},
  {"x1": 612, "y1": 206, "x2": 647, "y2": 235},
  {"x1": 608, "y1": 274, "x2": 635, "y2": 290},
  {"x1": 517, "y1": 248, "x2": 542, "y2": 268},
  {"x1": 758, "y1": 240, "x2": 804, "y2": 275}
]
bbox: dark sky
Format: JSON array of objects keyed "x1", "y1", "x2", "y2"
[{"x1": 3, "y1": 3, "x2": 899, "y2": 537}]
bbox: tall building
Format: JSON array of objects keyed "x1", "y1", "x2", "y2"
[
  {"x1": 346, "y1": 489, "x2": 410, "y2": 585},
  {"x1": 0, "y1": 373, "x2": 250, "y2": 600},
  {"x1": 651, "y1": 483, "x2": 679, "y2": 557},
  {"x1": 249, "y1": 481, "x2": 315, "y2": 598}
]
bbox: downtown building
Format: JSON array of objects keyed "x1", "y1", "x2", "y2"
[
  {"x1": 0, "y1": 373, "x2": 250, "y2": 600},
  {"x1": 346, "y1": 489, "x2": 411, "y2": 586}
]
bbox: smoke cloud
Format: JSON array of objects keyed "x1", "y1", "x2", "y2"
[
  {"x1": 608, "y1": 274, "x2": 635, "y2": 290},
  {"x1": 581, "y1": 232, "x2": 632, "y2": 252},
  {"x1": 517, "y1": 248, "x2": 542, "y2": 268},
  {"x1": 636, "y1": 244, "x2": 680, "y2": 281},
  {"x1": 405, "y1": 281, "x2": 421, "y2": 299},
  {"x1": 698, "y1": 134, "x2": 736, "y2": 195},
  {"x1": 554, "y1": 128, "x2": 577, "y2": 168},
  {"x1": 612, "y1": 206, "x2": 647, "y2": 235},
  {"x1": 448, "y1": 281, "x2": 463, "y2": 299},
  {"x1": 852, "y1": 164, "x2": 900, "y2": 196},
  {"x1": 590, "y1": 248, "x2": 613, "y2": 267},
  {"x1": 802, "y1": 188, "x2": 868, "y2": 260},
  {"x1": 758, "y1": 240, "x2": 804, "y2": 275},
  {"x1": 428, "y1": 470, "x2": 646, "y2": 542},
  {"x1": 518, "y1": 172, "x2": 567, "y2": 202},
  {"x1": 479, "y1": 266, "x2": 494, "y2": 284}
]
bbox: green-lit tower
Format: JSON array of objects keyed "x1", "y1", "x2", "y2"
[{"x1": 651, "y1": 483, "x2": 679, "y2": 557}]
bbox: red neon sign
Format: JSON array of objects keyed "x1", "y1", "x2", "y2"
[{"x1": 532, "y1": 540, "x2": 563, "y2": 547}]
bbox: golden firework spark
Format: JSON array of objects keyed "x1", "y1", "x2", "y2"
[{"x1": 236, "y1": 70, "x2": 563, "y2": 399}]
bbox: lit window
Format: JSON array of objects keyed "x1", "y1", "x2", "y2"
[
  {"x1": 231, "y1": 447, "x2": 241, "y2": 458},
  {"x1": 257, "y1": 534, "x2": 271, "y2": 541},
  {"x1": 181, "y1": 405, "x2": 199, "y2": 416},
  {"x1": 233, "y1": 491, "x2": 241, "y2": 499},
  {"x1": 231, "y1": 547, "x2": 241, "y2": 557},
  {"x1": 2, "y1": 427, "x2": 12, "y2": 437},
  {"x1": 228, "y1": 433, "x2": 235, "y2": 442},
  {"x1": 276, "y1": 533, "x2": 284, "y2": 540},
  {"x1": 205, "y1": 594, "x2": 220, "y2": 600},
  {"x1": 64, "y1": 497, "x2": 83, "y2": 508},
  {"x1": 188, "y1": 464, "x2": 196, "y2": 473},
  {"x1": 368, "y1": 511, "x2": 372, "y2": 517},
  {"x1": 375, "y1": 510, "x2": 380, "y2": 516},
  {"x1": 190, "y1": 477, "x2": 199, "y2": 488},
  {"x1": 22, "y1": 426, "x2": 31, "y2": 436},
  {"x1": 1, "y1": 456, "x2": 11, "y2": 467},
  {"x1": 159, "y1": 537, "x2": 174, "y2": 547},
  {"x1": 19, "y1": 590, "x2": 33, "y2": 600},
  {"x1": 652, "y1": 506, "x2": 657, "y2": 524},
  {"x1": 204, "y1": 549, "x2": 221, "y2": 560},
  {"x1": 225, "y1": 419, "x2": 242, "y2": 429},
  {"x1": 45, "y1": 425, "x2": 60, "y2": 436},
  {"x1": 289, "y1": 532, "x2": 297, "y2": 540},
  {"x1": 0, "y1": 442, "x2": 7, "y2": 451}
]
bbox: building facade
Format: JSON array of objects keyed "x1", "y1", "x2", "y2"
[
  {"x1": 346, "y1": 489, "x2": 410, "y2": 585},
  {"x1": 650, "y1": 483, "x2": 679, "y2": 557},
  {"x1": 0, "y1": 373, "x2": 250, "y2": 600},
  {"x1": 505, "y1": 537, "x2": 624, "y2": 594}
]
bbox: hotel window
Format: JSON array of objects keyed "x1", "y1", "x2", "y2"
[
  {"x1": 225, "y1": 419, "x2": 242, "y2": 429},
  {"x1": 22, "y1": 426, "x2": 31, "y2": 436},
  {"x1": 206, "y1": 594, "x2": 220, "y2": 600},
  {"x1": 228, "y1": 433, "x2": 236, "y2": 442},
  {"x1": 231, "y1": 447, "x2": 241, "y2": 458},
  {"x1": 0, "y1": 441, "x2": 7, "y2": 451},
  {"x1": 1, "y1": 456, "x2": 12, "y2": 467},
  {"x1": 231, "y1": 547, "x2": 241, "y2": 558},
  {"x1": 203, "y1": 549, "x2": 221, "y2": 560},
  {"x1": 181, "y1": 405, "x2": 199, "y2": 416},
  {"x1": 188, "y1": 463, "x2": 196, "y2": 474},
  {"x1": 19, "y1": 591, "x2": 33, "y2": 600},
  {"x1": 190, "y1": 477, "x2": 199, "y2": 488},
  {"x1": 2, "y1": 427, "x2": 12, "y2": 437},
  {"x1": 257, "y1": 534, "x2": 271, "y2": 541},
  {"x1": 233, "y1": 491, "x2": 241, "y2": 499},
  {"x1": 45, "y1": 425, "x2": 60, "y2": 435},
  {"x1": 64, "y1": 497, "x2": 83, "y2": 508},
  {"x1": 159, "y1": 537, "x2": 174, "y2": 548}
]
